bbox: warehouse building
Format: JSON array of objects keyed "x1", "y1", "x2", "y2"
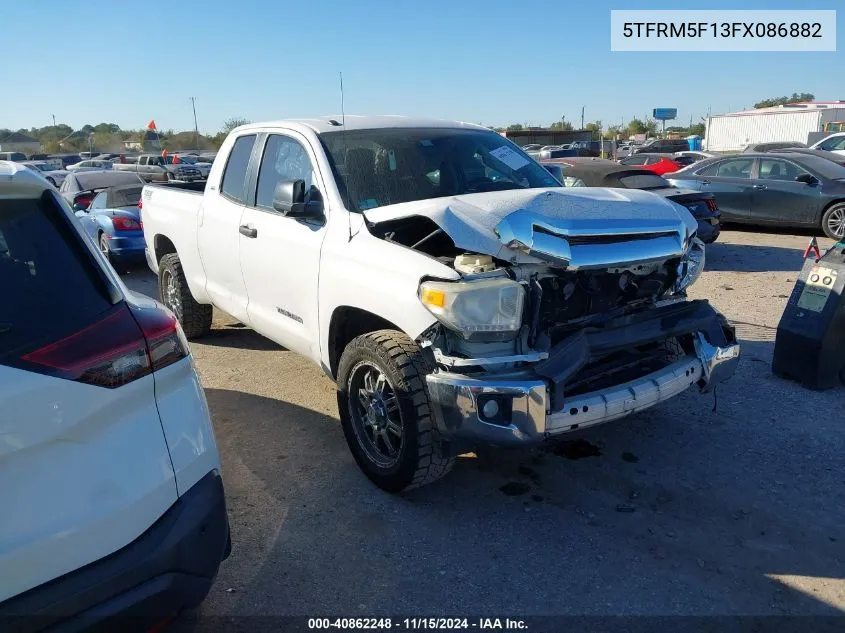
[{"x1": 704, "y1": 102, "x2": 845, "y2": 152}]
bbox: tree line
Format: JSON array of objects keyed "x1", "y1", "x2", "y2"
[
  {"x1": 500, "y1": 118, "x2": 706, "y2": 139},
  {"x1": 0, "y1": 117, "x2": 252, "y2": 154}
]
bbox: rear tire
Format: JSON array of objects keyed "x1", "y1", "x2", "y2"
[
  {"x1": 98, "y1": 232, "x2": 112, "y2": 265},
  {"x1": 821, "y1": 202, "x2": 845, "y2": 241},
  {"x1": 158, "y1": 253, "x2": 212, "y2": 339},
  {"x1": 336, "y1": 330, "x2": 454, "y2": 492}
]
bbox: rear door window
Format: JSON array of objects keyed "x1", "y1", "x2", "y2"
[
  {"x1": 0, "y1": 194, "x2": 113, "y2": 358},
  {"x1": 699, "y1": 158, "x2": 754, "y2": 179},
  {"x1": 221, "y1": 135, "x2": 257, "y2": 203}
]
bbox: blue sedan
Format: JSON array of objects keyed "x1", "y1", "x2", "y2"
[{"x1": 74, "y1": 184, "x2": 146, "y2": 266}]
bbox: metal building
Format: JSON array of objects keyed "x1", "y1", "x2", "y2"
[{"x1": 704, "y1": 102, "x2": 845, "y2": 152}]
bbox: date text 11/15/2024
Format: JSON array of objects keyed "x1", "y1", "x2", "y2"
[{"x1": 307, "y1": 618, "x2": 529, "y2": 630}]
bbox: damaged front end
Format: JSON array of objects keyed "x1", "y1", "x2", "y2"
[{"x1": 370, "y1": 199, "x2": 738, "y2": 452}]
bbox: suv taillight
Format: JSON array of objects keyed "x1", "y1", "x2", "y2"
[
  {"x1": 705, "y1": 199, "x2": 719, "y2": 211},
  {"x1": 19, "y1": 303, "x2": 189, "y2": 388}
]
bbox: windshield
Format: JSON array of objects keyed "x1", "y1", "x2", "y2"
[
  {"x1": 320, "y1": 127, "x2": 560, "y2": 212},
  {"x1": 618, "y1": 173, "x2": 670, "y2": 189},
  {"x1": 37, "y1": 163, "x2": 56, "y2": 172},
  {"x1": 801, "y1": 155, "x2": 845, "y2": 180}
]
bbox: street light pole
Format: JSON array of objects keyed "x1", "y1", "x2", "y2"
[{"x1": 190, "y1": 97, "x2": 199, "y2": 149}]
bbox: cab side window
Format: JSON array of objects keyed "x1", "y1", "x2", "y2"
[
  {"x1": 255, "y1": 135, "x2": 315, "y2": 210},
  {"x1": 221, "y1": 135, "x2": 257, "y2": 204}
]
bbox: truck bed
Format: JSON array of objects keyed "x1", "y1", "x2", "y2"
[{"x1": 140, "y1": 182, "x2": 206, "y2": 278}]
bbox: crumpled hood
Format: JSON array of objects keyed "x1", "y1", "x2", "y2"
[{"x1": 365, "y1": 187, "x2": 697, "y2": 268}]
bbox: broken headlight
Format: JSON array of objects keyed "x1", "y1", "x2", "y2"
[
  {"x1": 674, "y1": 237, "x2": 706, "y2": 293},
  {"x1": 418, "y1": 278, "x2": 525, "y2": 341}
]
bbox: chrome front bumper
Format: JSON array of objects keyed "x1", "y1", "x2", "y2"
[{"x1": 425, "y1": 334, "x2": 740, "y2": 447}]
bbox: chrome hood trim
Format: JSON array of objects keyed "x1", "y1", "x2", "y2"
[
  {"x1": 365, "y1": 187, "x2": 696, "y2": 268},
  {"x1": 495, "y1": 209, "x2": 688, "y2": 270}
]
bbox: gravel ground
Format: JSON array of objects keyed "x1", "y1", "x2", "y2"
[{"x1": 123, "y1": 229, "x2": 844, "y2": 623}]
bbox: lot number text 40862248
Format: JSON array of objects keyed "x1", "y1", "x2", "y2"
[{"x1": 307, "y1": 618, "x2": 528, "y2": 630}]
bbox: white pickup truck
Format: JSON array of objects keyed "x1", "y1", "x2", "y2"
[{"x1": 141, "y1": 116, "x2": 740, "y2": 492}]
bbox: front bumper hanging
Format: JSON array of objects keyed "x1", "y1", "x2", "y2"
[{"x1": 425, "y1": 301, "x2": 740, "y2": 448}]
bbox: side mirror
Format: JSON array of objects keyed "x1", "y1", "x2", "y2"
[
  {"x1": 73, "y1": 203, "x2": 88, "y2": 212},
  {"x1": 795, "y1": 173, "x2": 817, "y2": 185},
  {"x1": 272, "y1": 180, "x2": 324, "y2": 219}
]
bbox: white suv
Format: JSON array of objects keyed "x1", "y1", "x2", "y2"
[{"x1": 0, "y1": 162, "x2": 230, "y2": 630}]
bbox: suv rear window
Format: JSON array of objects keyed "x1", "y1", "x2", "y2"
[{"x1": 0, "y1": 193, "x2": 113, "y2": 358}]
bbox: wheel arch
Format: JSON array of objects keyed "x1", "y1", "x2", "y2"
[
  {"x1": 327, "y1": 306, "x2": 402, "y2": 380},
  {"x1": 153, "y1": 234, "x2": 178, "y2": 264}
]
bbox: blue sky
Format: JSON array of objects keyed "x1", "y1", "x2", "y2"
[{"x1": 4, "y1": 0, "x2": 841, "y2": 134}]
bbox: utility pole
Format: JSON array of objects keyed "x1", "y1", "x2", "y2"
[
  {"x1": 189, "y1": 97, "x2": 199, "y2": 149},
  {"x1": 581, "y1": 106, "x2": 585, "y2": 130}
]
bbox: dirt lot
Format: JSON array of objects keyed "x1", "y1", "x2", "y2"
[{"x1": 123, "y1": 229, "x2": 844, "y2": 620}]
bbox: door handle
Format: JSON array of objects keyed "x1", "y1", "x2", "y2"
[
  {"x1": 239, "y1": 224, "x2": 258, "y2": 238},
  {"x1": 752, "y1": 184, "x2": 767, "y2": 190},
  {"x1": 700, "y1": 179, "x2": 711, "y2": 185}
]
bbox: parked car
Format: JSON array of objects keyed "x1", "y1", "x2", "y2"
[
  {"x1": 667, "y1": 152, "x2": 845, "y2": 240},
  {"x1": 141, "y1": 116, "x2": 740, "y2": 492},
  {"x1": 0, "y1": 151, "x2": 27, "y2": 162},
  {"x1": 545, "y1": 161, "x2": 721, "y2": 243},
  {"x1": 674, "y1": 150, "x2": 717, "y2": 164},
  {"x1": 616, "y1": 144, "x2": 634, "y2": 158},
  {"x1": 59, "y1": 170, "x2": 145, "y2": 209},
  {"x1": 67, "y1": 159, "x2": 114, "y2": 172},
  {"x1": 620, "y1": 153, "x2": 682, "y2": 175},
  {"x1": 809, "y1": 132, "x2": 845, "y2": 157},
  {"x1": 49, "y1": 154, "x2": 83, "y2": 169},
  {"x1": 521, "y1": 144, "x2": 542, "y2": 152},
  {"x1": 20, "y1": 160, "x2": 70, "y2": 187},
  {"x1": 743, "y1": 141, "x2": 807, "y2": 153},
  {"x1": 113, "y1": 154, "x2": 202, "y2": 182},
  {"x1": 633, "y1": 139, "x2": 690, "y2": 154},
  {"x1": 171, "y1": 154, "x2": 212, "y2": 178},
  {"x1": 0, "y1": 161, "x2": 230, "y2": 628},
  {"x1": 74, "y1": 183, "x2": 146, "y2": 266}
]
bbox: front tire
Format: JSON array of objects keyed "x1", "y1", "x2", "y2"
[
  {"x1": 821, "y1": 203, "x2": 845, "y2": 241},
  {"x1": 337, "y1": 330, "x2": 454, "y2": 492},
  {"x1": 158, "y1": 253, "x2": 212, "y2": 339}
]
